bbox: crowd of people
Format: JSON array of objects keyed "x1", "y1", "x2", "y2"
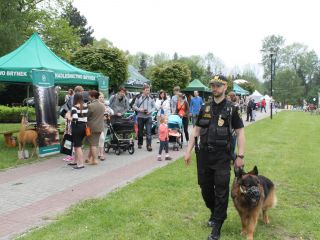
[
  {"x1": 61, "y1": 84, "x2": 274, "y2": 169},
  {"x1": 61, "y1": 84, "x2": 206, "y2": 168}
]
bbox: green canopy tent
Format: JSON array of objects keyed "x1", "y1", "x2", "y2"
[
  {"x1": 183, "y1": 79, "x2": 211, "y2": 99},
  {"x1": 184, "y1": 79, "x2": 211, "y2": 92},
  {"x1": 233, "y1": 83, "x2": 249, "y2": 96},
  {"x1": 0, "y1": 33, "x2": 105, "y2": 86}
]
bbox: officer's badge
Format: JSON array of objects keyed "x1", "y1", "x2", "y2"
[{"x1": 218, "y1": 115, "x2": 224, "y2": 126}]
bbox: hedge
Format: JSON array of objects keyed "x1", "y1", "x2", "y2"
[{"x1": 0, "y1": 106, "x2": 36, "y2": 123}]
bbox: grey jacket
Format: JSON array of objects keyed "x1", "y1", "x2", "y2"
[
  {"x1": 170, "y1": 95, "x2": 179, "y2": 114},
  {"x1": 109, "y1": 94, "x2": 129, "y2": 115},
  {"x1": 133, "y1": 95, "x2": 155, "y2": 118}
]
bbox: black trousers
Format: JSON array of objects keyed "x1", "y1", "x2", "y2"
[
  {"x1": 181, "y1": 117, "x2": 189, "y2": 142},
  {"x1": 137, "y1": 117, "x2": 152, "y2": 146},
  {"x1": 196, "y1": 151, "x2": 231, "y2": 221},
  {"x1": 246, "y1": 109, "x2": 252, "y2": 121}
]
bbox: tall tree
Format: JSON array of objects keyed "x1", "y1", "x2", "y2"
[
  {"x1": 281, "y1": 43, "x2": 319, "y2": 95},
  {"x1": 71, "y1": 46, "x2": 128, "y2": 91},
  {"x1": 261, "y1": 35, "x2": 285, "y2": 80},
  {"x1": 273, "y1": 69, "x2": 304, "y2": 106},
  {"x1": 139, "y1": 54, "x2": 147, "y2": 76},
  {"x1": 149, "y1": 62, "x2": 191, "y2": 93},
  {"x1": 38, "y1": 16, "x2": 80, "y2": 60},
  {"x1": 62, "y1": 3, "x2": 94, "y2": 46},
  {"x1": 203, "y1": 53, "x2": 226, "y2": 75},
  {"x1": 0, "y1": 0, "x2": 27, "y2": 56},
  {"x1": 153, "y1": 52, "x2": 171, "y2": 65},
  {"x1": 177, "y1": 56, "x2": 205, "y2": 81}
]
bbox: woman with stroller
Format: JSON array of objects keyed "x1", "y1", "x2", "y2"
[
  {"x1": 97, "y1": 92, "x2": 114, "y2": 161},
  {"x1": 176, "y1": 93, "x2": 190, "y2": 144}
]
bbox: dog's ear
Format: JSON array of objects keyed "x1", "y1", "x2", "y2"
[
  {"x1": 248, "y1": 166, "x2": 259, "y2": 176},
  {"x1": 236, "y1": 167, "x2": 246, "y2": 178}
]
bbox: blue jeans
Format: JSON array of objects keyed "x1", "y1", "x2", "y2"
[{"x1": 138, "y1": 117, "x2": 152, "y2": 146}]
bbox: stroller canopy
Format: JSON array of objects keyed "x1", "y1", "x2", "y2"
[{"x1": 168, "y1": 114, "x2": 183, "y2": 128}]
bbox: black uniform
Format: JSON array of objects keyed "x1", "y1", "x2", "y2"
[{"x1": 195, "y1": 98, "x2": 244, "y2": 222}]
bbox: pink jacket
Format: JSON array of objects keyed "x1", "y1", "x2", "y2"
[{"x1": 159, "y1": 123, "x2": 169, "y2": 141}]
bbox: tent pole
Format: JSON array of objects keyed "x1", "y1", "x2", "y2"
[{"x1": 26, "y1": 84, "x2": 30, "y2": 118}]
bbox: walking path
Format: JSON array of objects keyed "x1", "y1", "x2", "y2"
[{"x1": 0, "y1": 111, "x2": 271, "y2": 239}]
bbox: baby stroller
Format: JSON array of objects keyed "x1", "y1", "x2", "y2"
[
  {"x1": 104, "y1": 115, "x2": 135, "y2": 155},
  {"x1": 167, "y1": 114, "x2": 183, "y2": 151}
]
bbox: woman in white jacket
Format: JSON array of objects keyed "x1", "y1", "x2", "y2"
[{"x1": 155, "y1": 90, "x2": 170, "y2": 141}]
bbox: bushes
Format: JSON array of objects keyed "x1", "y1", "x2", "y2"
[{"x1": 0, "y1": 106, "x2": 36, "y2": 123}]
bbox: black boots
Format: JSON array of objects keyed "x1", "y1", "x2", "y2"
[
  {"x1": 207, "y1": 213, "x2": 214, "y2": 227},
  {"x1": 208, "y1": 220, "x2": 223, "y2": 240}
]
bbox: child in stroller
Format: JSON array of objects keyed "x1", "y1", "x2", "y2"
[{"x1": 167, "y1": 114, "x2": 183, "y2": 151}]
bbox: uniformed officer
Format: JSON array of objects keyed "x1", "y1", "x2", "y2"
[{"x1": 184, "y1": 75, "x2": 245, "y2": 240}]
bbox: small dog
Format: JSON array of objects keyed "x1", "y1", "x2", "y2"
[{"x1": 231, "y1": 166, "x2": 277, "y2": 240}]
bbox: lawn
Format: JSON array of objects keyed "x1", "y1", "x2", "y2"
[
  {"x1": 19, "y1": 112, "x2": 319, "y2": 240},
  {"x1": 0, "y1": 123, "x2": 40, "y2": 170},
  {"x1": 0, "y1": 121, "x2": 65, "y2": 170}
]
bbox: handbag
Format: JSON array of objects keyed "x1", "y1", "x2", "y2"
[
  {"x1": 60, "y1": 133, "x2": 73, "y2": 155},
  {"x1": 85, "y1": 124, "x2": 91, "y2": 137}
]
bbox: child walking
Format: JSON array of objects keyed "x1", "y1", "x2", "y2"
[{"x1": 157, "y1": 117, "x2": 172, "y2": 161}]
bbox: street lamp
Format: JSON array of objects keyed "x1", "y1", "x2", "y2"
[{"x1": 268, "y1": 47, "x2": 278, "y2": 120}]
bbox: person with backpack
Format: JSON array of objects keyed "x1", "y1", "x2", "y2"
[{"x1": 109, "y1": 87, "x2": 129, "y2": 117}]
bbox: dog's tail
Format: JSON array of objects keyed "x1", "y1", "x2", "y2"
[
  {"x1": 269, "y1": 187, "x2": 277, "y2": 208},
  {"x1": 272, "y1": 192, "x2": 277, "y2": 208},
  {"x1": 264, "y1": 186, "x2": 277, "y2": 209}
]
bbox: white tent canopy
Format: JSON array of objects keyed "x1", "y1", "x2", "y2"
[
  {"x1": 234, "y1": 79, "x2": 248, "y2": 84},
  {"x1": 263, "y1": 95, "x2": 272, "y2": 100},
  {"x1": 249, "y1": 90, "x2": 263, "y2": 102}
]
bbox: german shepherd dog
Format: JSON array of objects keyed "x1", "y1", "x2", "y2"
[{"x1": 231, "y1": 166, "x2": 277, "y2": 240}]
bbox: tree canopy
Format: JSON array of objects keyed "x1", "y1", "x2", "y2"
[
  {"x1": 149, "y1": 62, "x2": 191, "y2": 93},
  {"x1": 71, "y1": 46, "x2": 128, "y2": 91}
]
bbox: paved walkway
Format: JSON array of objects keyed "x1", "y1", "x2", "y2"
[{"x1": 0, "y1": 111, "x2": 271, "y2": 239}]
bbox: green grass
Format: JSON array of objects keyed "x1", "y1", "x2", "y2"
[
  {"x1": 0, "y1": 123, "x2": 40, "y2": 170},
  {"x1": 0, "y1": 122, "x2": 66, "y2": 170},
  {"x1": 19, "y1": 112, "x2": 320, "y2": 240}
]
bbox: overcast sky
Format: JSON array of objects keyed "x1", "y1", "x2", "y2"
[{"x1": 73, "y1": 0, "x2": 320, "y2": 78}]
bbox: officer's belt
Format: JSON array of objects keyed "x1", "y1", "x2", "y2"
[{"x1": 199, "y1": 144, "x2": 228, "y2": 152}]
